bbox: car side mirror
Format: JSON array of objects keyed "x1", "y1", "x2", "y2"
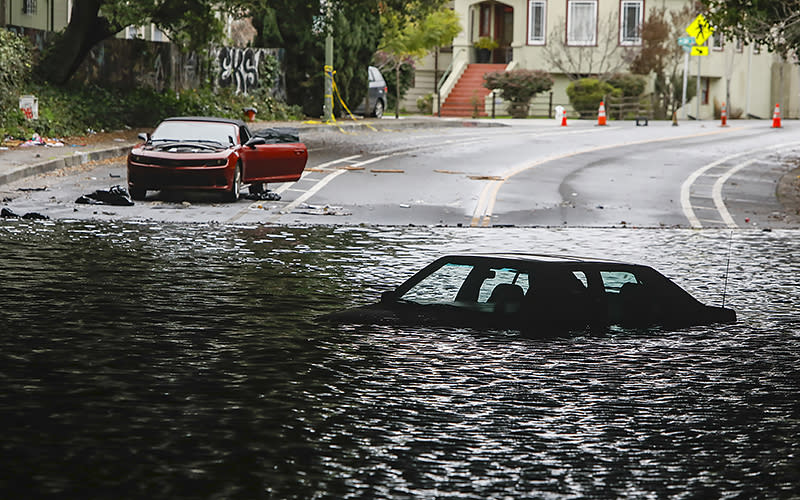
[
  {"x1": 245, "y1": 136, "x2": 266, "y2": 149},
  {"x1": 380, "y1": 290, "x2": 398, "y2": 303},
  {"x1": 138, "y1": 132, "x2": 149, "y2": 142}
]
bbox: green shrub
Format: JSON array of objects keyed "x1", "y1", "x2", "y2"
[
  {"x1": 566, "y1": 78, "x2": 619, "y2": 118},
  {"x1": 606, "y1": 73, "x2": 647, "y2": 98},
  {"x1": 417, "y1": 93, "x2": 433, "y2": 114},
  {"x1": 484, "y1": 69, "x2": 553, "y2": 118},
  {"x1": 4, "y1": 82, "x2": 303, "y2": 139},
  {"x1": 0, "y1": 29, "x2": 32, "y2": 134}
]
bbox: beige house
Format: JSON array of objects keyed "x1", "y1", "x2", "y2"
[{"x1": 404, "y1": 0, "x2": 799, "y2": 120}]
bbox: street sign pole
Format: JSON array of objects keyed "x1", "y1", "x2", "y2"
[
  {"x1": 696, "y1": 55, "x2": 701, "y2": 120},
  {"x1": 682, "y1": 51, "x2": 689, "y2": 120},
  {"x1": 685, "y1": 14, "x2": 714, "y2": 121}
]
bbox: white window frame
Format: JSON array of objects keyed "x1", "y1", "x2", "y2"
[
  {"x1": 712, "y1": 31, "x2": 724, "y2": 51},
  {"x1": 567, "y1": 0, "x2": 598, "y2": 46},
  {"x1": 22, "y1": 0, "x2": 37, "y2": 15},
  {"x1": 619, "y1": 0, "x2": 643, "y2": 45},
  {"x1": 528, "y1": 0, "x2": 547, "y2": 45}
]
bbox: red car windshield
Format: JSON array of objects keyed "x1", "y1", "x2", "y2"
[{"x1": 151, "y1": 121, "x2": 239, "y2": 146}]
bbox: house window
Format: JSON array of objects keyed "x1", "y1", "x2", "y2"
[
  {"x1": 528, "y1": 0, "x2": 546, "y2": 45},
  {"x1": 22, "y1": 0, "x2": 37, "y2": 15},
  {"x1": 567, "y1": 0, "x2": 597, "y2": 46},
  {"x1": 480, "y1": 5, "x2": 491, "y2": 37},
  {"x1": 735, "y1": 37, "x2": 743, "y2": 52},
  {"x1": 620, "y1": 0, "x2": 642, "y2": 45},
  {"x1": 712, "y1": 31, "x2": 724, "y2": 50}
]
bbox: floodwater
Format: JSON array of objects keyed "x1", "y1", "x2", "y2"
[{"x1": 1, "y1": 221, "x2": 798, "y2": 499}]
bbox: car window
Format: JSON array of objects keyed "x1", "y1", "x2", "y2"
[
  {"x1": 401, "y1": 263, "x2": 474, "y2": 304},
  {"x1": 151, "y1": 121, "x2": 239, "y2": 145},
  {"x1": 600, "y1": 271, "x2": 639, "y2": 293},
  {"x1": 478, "y1": 267, "x2": 530, "y2": 302}
]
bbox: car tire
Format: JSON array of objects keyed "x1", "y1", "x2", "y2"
[
  {"x1": 129, "y1": 187, "x2": 146, "y2": 201},
  {"x1": 373, "y1": 100, "x2": 384, "y2": 119},
  {"x1": 226, "y1": 164, "x2": 242, "y2": 202}
]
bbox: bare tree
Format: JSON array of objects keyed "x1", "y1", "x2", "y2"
[{"x1": 543, "y1": 11, "x2": 639, "y2": 81}]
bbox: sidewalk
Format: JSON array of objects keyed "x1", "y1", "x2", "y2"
[{"x1": 0, "y1": 115, "x2": 504, "y2": 188}]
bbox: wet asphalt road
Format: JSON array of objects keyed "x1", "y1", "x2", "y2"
[{"x1": 2, "y1": 119, "x2": 799, "y2": 228}]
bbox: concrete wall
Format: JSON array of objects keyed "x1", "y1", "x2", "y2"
[{"x1": 5, "y1": 26, "x2": 285, "y2": 97}]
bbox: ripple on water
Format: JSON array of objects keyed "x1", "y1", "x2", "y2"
[{"x1": 0, "y1": 222, "x2": 798, "y2": 498}]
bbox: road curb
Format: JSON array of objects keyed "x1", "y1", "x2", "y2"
[{"x1": 0, "y1": 144, "x2": 135, "y2": 187}]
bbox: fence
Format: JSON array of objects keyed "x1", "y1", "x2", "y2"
[{"x1": 605, "y1": 94, "x2": 653, "y2": 120}]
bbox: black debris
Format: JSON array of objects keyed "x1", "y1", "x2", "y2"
[
  {"x1": 1, "y1": 207, "x2": 49, "y2": 219},
  {"x1": 76, "y1": 185, "x2": 134, "y2": 206},
  {"x1": 243, "y1": 191, "x2": 282, "y2": 201}
]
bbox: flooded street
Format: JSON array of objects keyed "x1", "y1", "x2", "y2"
[{"x1": 1, "y1": 221, "x2": 798, "y2": 498}]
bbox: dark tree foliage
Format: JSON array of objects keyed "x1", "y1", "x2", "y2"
[
  {"x1": 701, "y1": 0, "x2": 800, "y2": 56},
  {"x1": 37, "y1": 0, "x2": 231, "y2": 84},
  {"x1": 252, "y1": 0, "x2": 381, "y2": 118}
]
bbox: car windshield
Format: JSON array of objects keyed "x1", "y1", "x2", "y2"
[
  {"x1": 400, "y1": 262, "x2": 531, "y2": 306},
  {"x1": 151, "y1": 121, "x2": 238, "y2": 145}
]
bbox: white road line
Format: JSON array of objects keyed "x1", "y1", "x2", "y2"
[
  {"x1": 228, "y1": 154, "x2": 363, "y2": 222},
  {"x1": 471, "y1": 127, "x2": 743, "y2": 227},
  {"x1": 713, "y1": 159, "x2": 756, "y2": 228},
  {"x1": 276, "y1": 154, "x2": 391, "y2": 217},
  {"x1": 680, "y1": 141, "x2": 800, "y2": 228}
]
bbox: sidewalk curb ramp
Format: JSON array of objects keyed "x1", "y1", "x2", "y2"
[{"x1": 0, "y1": 144, "x2": 135, "y2": 186}]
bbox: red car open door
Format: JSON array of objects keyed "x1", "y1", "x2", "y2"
[{"x1": 241, "y1": 142, "x2": 308, "y2": 184}]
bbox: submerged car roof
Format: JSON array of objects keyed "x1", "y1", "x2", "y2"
[
  {"x1": 444, "y1": 253, "x2": 633, "y2": 266},
  {"x1": 162, "y1": 116, "x2": 246, "y2": 127}
]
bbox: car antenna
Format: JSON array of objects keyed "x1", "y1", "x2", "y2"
[{"x1": 722, "y1": 230, "x2": 733, "y2": 308}]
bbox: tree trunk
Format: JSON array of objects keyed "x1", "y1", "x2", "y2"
[{"x1": 37, "y1": 0, "x2": 119, "y2": 84}]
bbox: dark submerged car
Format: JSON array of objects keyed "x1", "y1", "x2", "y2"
[
  {"x1": 127, "y1": 117, "x2": 308, "y2": 201},
  {"x1": 322, "y1": 254, "x2": 737, "y2": 334}
]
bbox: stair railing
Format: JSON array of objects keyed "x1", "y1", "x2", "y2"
[{"x1": 436, "y1": 48, "x2": 467, "y2": 116}]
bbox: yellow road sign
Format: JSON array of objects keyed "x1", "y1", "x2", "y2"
[
  {"x1": 691, "y1": 45, "x2": 709, "y2": 56},
  {"x1": 686, "y1": 14, "x2": 714, "y2": 45}
]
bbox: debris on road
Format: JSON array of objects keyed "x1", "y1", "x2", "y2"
[
  {"x1": 1, "y1": 207, "x2": 49, "y2": 219},
  {"x1": 291, "y1": 203, "x2": 351, "y2": 216},
  {"x1": 75, "y1": 185, "x2": 134, "y2": 206},
  {"x1": 244, "y1": 191, "x2": 281, "y2": 201},
  {"x1": 468, "y1": 175, "x2": 503, "y2": 181}
]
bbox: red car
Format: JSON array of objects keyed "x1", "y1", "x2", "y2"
[{"x1": 127, "y1": 117, "x2": 308, "y2": 201}]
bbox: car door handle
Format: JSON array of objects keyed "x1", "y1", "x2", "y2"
[{"x1": 294, "y1": 149, "x2": 304, "y2": 155}]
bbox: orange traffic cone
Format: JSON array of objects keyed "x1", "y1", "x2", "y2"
[
  {"x1": 772, "y1": 103, "x2": 782, "y2": 128},
  {"x1": 597, "y1": 101, "x2": 607, "y2": 126},
  {"x1": 720, "y1": 102, "x2": 727, "y2": 127},
  {"x1": 561, "y1": 112, "x2": 568, "y2": 127}
]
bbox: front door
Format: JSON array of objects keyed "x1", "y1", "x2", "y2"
[
  {"x1": 240, "y1": 143, "x2": 308, "y2": 184},
  {"x1": 493, "y1": 4, "x2": 514, "y2": 64}
]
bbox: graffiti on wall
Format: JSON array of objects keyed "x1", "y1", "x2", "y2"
[
  {"x1": 212, "y1": 47, "x2": 281, "y2": 96},
  {"x1": 8, "y1": 27, "x2": 285, "y2": 97}
]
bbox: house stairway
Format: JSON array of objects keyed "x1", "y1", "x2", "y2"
[{"x1": 439, "y1": 63, "x2": 507, "y2": 117}]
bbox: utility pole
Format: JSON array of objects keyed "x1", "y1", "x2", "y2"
[{"x1": 323, "y1": 1, "x2": 334, "y2": 122}]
